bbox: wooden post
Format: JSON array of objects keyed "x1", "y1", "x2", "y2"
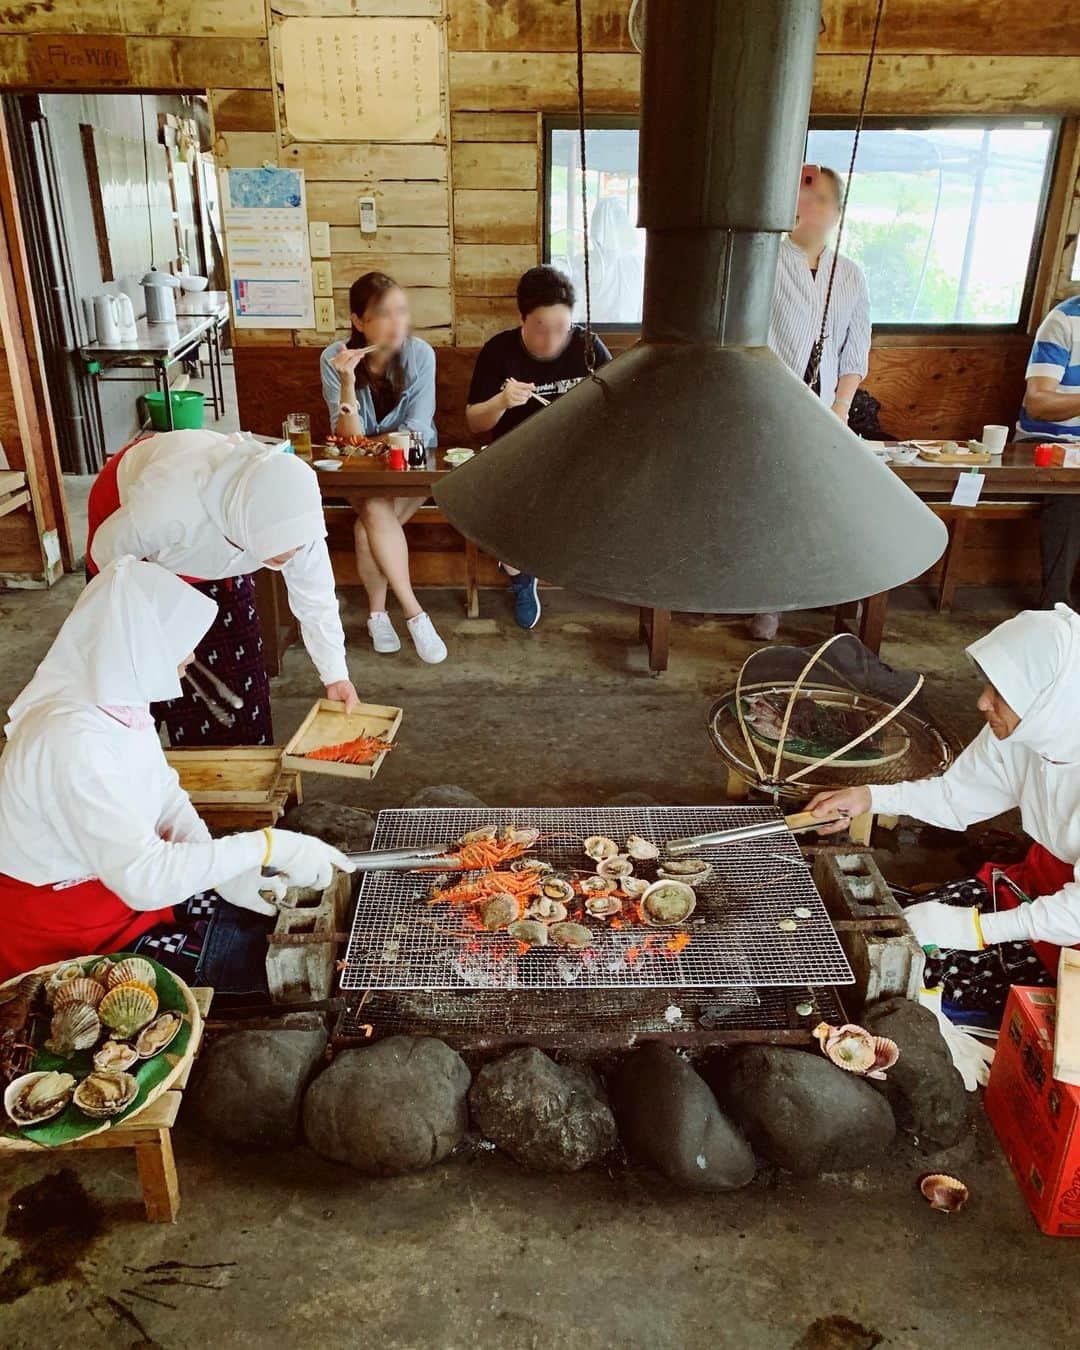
[
  {"x1": 937, "y1": 511, "x2": 970, "y2": 611},
  {"x1": 464, "y1": 536, "x2": 480, "y2": 617},
  {"x1": 135, "y1": 1128, "x2": 181, "y2": 1223}
]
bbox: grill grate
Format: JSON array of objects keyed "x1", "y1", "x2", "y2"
[
  {"x1": 336, "y1": 985, "x2": 846, "y2": 1051},
  {"x1": 341, "y1": 807, "x2": 854, "y2": 991}
]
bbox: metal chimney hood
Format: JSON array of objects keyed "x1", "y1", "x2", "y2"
[{"x1": 434, "y1": 0, "x2": 947, "y2": 614}]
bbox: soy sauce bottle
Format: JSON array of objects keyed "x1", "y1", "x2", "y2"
[{"x1": 408, "y1": 431, "x2": 426, "y2": 469}]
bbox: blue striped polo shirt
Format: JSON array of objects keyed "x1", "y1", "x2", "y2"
[{"x1": 1018, "y1": 295, "x2": 1080, "y2": 438}]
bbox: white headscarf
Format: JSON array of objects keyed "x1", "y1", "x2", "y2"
[
  {"x1": 203, "y1": 441, "x2": 326, "y2": 563},
  {"x1": 6, "y1": 558, "x2": 216, "y2": 733},
  {"x1": 966, "y1": 603, "x2": 1080, "y2": 763}
]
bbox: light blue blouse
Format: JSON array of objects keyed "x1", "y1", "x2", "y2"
[{"x1": 320, "y1": 335, "x2": 437, "y2": 448}]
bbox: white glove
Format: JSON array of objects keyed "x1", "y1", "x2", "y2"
[
  {"x1": 918, "y1": 986, "x2": 995, "y2": 1091},
  {"x1": 267, "y1": 830, "x2": 354, "y2": 891},
  {"x1": 215, "y1": 866, "x2": 287, "y2": 917},
  {"x1": 904, "y1": 900, "x2": 984, "y2": 952}
]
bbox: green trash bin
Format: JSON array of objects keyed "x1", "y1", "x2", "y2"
[{"x1": 145, "y1": 389, "x2": 205, "y2": 431}]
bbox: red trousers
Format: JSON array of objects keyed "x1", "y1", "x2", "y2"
[{"x1": 977, "y1": 841, "x2": 1075, "y2": 974}]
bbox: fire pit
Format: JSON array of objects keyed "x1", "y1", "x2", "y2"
[{"x1": 340, "y1": 806, "x2": 854, "y2": 992}]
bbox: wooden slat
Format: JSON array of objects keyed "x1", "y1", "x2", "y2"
[
  {"x1": 126, "y1": 36, "x2": 272, "y2": 90},
  {"x1": 454, "y1": 189, "x2": 537, "y2": 245},
  {"x1": 452, "y1": 141, "x2": 537, "y2": 190},
  {"x1": 271, "y1": 0, "x2": 442, "y2": 14},
  {"x1": 282, "y1": 142, "x2": 448, "y2": 182},
  {"x1": 330, "y1": 252, "x2": 451, "y2": 288},
  {"x1": 0, "y1": 487, "x2": 30, "y2": 519},
  {"x1": 333, "y1": 286, "x2": 450, "y2": 328},
  {"x1": 454, "y1": 242, "x2": 538, "y2": 296},
  {"x1": 213, "y1": 130, "x2": 278, "y2": 167},
  {"x1": 0, "y1": 469, "x2": 26, "y2": 494},
  {"x1": 0, "y1": 1092, "x2": 183, "y2": 1153},
  {"x1": 329, "y1": 224, "x2": 449, "y2": 253},
  {"x1": 209, "y1": 87, "x2": 277, "y2": 133},
  {"x1": 306, "y1": 180, "x2": 448, "y2": 226},
  {"x1": 448, "y1": 0, "x2": 632, "y2": 52},
  {"x1": 454, "y1": 295, "x2": 518, "y2": 345},
  {"x1": 450, "y1": 111, "x2": 538, "y2": 143},
  {"x1": 119, "y1": 0, "x2": 267, "y2": 37},
  {"x1": 0, "y1": 0, "x2": 122, "y2": 32},
  {"x1": 232, "y1": 327, "x2": 295, "y2": 346},
  {"x1": 293, "y1": 323, "x2": 451, "y2": 347}
]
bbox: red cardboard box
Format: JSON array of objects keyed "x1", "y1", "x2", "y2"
[{"x1": 985, "y1": 986, "x2": 1080, "y2": 1236}]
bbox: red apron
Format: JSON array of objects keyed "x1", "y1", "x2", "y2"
[
  {"x1": 0, "y1": 871, "x2": 173, "y2": 983},
  {"x1": 977, "y1": 841, "x2": 1075, "y2": 974}
]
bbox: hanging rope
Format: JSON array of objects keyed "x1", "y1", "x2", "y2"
[
  {"x1": 574, "y1": 0, "x2": 598, "y2": 375},
  {"x1": 805, "y1": 0, "x2": 886, "y2": 390}
]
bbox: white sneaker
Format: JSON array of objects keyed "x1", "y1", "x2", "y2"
[
  {"x1": 367, "y1": 611, "x2": 401, "y2": 654},
  {"x1": 406, "y1": 612, "x2": 448, "y2": 664}
]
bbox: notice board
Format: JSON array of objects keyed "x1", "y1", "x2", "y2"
[
  {"x1": 222, "y1": 166, "x2": 315, "y2": 329},
  {"x1": 278, "y1": 16, "x2": 441, "y2": 143}
]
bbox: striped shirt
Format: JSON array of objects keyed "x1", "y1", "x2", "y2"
[
  {"x1": 1018, "y1": 295, "x2": 1080, "y2": 439},
  {"x1": 768, "y1": 236, "x2": 871, "y2": 407}
]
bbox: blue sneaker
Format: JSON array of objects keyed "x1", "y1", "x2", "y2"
[{"x1": 500, "y1": 565, "x2": 541, "y2": 629}]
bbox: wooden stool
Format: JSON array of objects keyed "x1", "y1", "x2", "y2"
[
  {"x1": 0, "y1": 986, "x2": 213, "y2": 1223},
  {"x1": 930, "y1": 501, "x2": 1041, "y2": 612}
]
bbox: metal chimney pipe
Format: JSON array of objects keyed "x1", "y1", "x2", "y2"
[{"x1": 639, "y1": 0, "x2": 819, "y2": 345}]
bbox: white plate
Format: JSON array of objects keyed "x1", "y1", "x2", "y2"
[
  {"x1": 444, "y1": 448, "x2": 475, "y2": 466},
  {"x1": 314, "y1": 459, "x2": 342, "y2": 471}
]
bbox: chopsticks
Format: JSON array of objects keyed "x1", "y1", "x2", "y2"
[{"x1": 529, "y1": 391, "x2": 551, "y2": 406}]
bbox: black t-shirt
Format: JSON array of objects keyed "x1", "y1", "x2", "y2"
[{"x1": 466, "y1": 326, "x2": 613, "y2": 439}]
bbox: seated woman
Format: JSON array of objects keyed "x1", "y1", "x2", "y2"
[
  {"x1": 88, "y1": 427, "x2": 358, "y2": 746},
  {"x1": 0, "y1": 558, "x2": 352, "y2": 990},
  {"x1": 810, "y1": 605, "x2": 1080, "y2": 1023},
  {"x1": 320, "y1": 271, "x2": 445, "y2": 664}
]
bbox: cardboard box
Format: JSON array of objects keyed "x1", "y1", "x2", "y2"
[{"x1": 984, "y1": 986, "x2": 1080, "y2": 1236}]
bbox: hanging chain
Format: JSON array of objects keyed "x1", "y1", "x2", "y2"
[
  {"x1": 806, "y1": 0, "x2": 886, "y2": 389},
  {"x1": 574, "y1": 0, "x2": 597, "y2": 375}
]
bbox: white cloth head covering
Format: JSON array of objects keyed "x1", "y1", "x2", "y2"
[
  {"x1": 966, "y1": 603, "x2": 1080, "y2": 762},
  {"x1": 204, "y1": 441, "x2": 326, "y2": 562},
  {"x1": 6, "y1": 557, "x2": 216, "y2": 733}
]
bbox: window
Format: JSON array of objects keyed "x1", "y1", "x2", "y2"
[{"x1": 543, "y1": 116, "x2": 1059, "y2": 330}]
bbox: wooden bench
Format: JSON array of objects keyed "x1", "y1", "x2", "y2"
[
  {"x1": 0, "y1": 469, "x2": 30, "y2": 521},
  {"x1": 0, "y1": 986, "x2": 213, "y2": 1223}
]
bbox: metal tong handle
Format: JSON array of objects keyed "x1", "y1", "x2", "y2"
[
  {"x1": 192, "y1": 658, "x2": 244, "y2": 710},
  {"x1": 344, "y1": 843, "x2": 457, "y2": 873},
  {"x1": 184, "y1": 669, "x2": 235, "y2": 728},
  {"x1": 665, "y1": 811, "x2": 844, "y2": 855}
]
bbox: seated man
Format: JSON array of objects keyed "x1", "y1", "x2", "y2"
[
  {"x1": 1017, "y1": 295, "x2": 1080, "y2": 607},
  {"x1": 465, "y1": 266, "x2": 612, "y2": 629}
]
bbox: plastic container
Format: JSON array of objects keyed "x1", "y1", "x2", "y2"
[{"x1": 145, "y1": 390, "x2": 205, "y2": 431}]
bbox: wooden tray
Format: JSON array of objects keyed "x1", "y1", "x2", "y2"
[
  {"x1": 906, "y1": 441, "x2": 992, "y2": 466},
  {"x1": 282, "y1": 698, "x2": 403, "y2": 780},
  {"x1": 165, "y1": 745, "x2": 286, "y2": 804}
]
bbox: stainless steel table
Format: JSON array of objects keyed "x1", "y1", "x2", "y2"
[
  {"x1": 173, "y1": 291, "x2": 230, "y2": 420},
  {"x1": 80, "y1": 313, "x2": 216, "y2": 432}
]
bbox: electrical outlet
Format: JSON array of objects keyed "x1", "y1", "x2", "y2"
[
  {"x1": 358, "y1": 196, "x2": 377, "y2": 233},
  {"x1": 315, "y1": 296, "x2": 334, "y2": 332},
  {"x1": 312, "y1": 261, "x2": 333, "y2": 297},
  {"x1": 309, "y1": 220, "x2": 331, "y2": 256}
]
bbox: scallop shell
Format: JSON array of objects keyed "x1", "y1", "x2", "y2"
[
  {"x1": 597, "y1": 854, "x2": 634, "y2": 880},
  {"x1": 657, "y1": 859, "x2": 713, "y2": 887},
  {"x1": 512, "y1": 857, "x2": 553, "y2": 875},
  {"x1": 88, "y1": 959, "x2": 115, "y2": 985},
  {"x1": 539, "y1": 875, "x2": 576, "y2": 902},
  {"x1": 481, "y1": 893, "x2": 522, "y2": 931},
  {"x1": 583, "y1": 835, "x2": 619, "y2": 861},
  {"x1": 867, "y1": 1035, "x2": 900, "y2": 1081},
  {"x1": 813, "y1": 1022, "x2": 877, "y2": 1074},
  {"x1": 508, "y1": 919, "x2": 549, "y2": 947},
  {"x1": 45, "y1": 1002, "x2": 102, "y2": 1056},
  {"x1": 52, "y1": 977, "x2": 107, "y2": 1011},
  {"x1": 640, "y1": 880, "x2": 697, "y2": 927},
  {"x1": 500, "y1": 825, "x2": 541, "y2": 848},
  {"x1": 105, "y1": 957, "x2": 157, "y2": 991},
  {"x1": 525, "y1": 897, "x2": 568, "y2": 923},
  {"x1": 920, "y1": 1173, "x2": 969, "y2": 1213},
  {"x1": 5, "y1": 1070, "x2": 76, "y2": 1126},
  {"x1": 461, "y1": 825, "x2": 498, "y2": 843},
  {"x1": 46, "y1": 962, "x2": 87, "y2": 1004},
  {"x1": 585, "y1": 894, "x2": 623, "y2": 920},
  {"x1": 94, "y1": 1039, "x2": 140, "y2": 1072},
  {"x1": 98, "y1": 980, "x2": 158, "y2": 1037},
  {"x1": 73, "y1": 1070, "x2": 139, "y2": 1119},
  {"x1": 579, "y1": 875, "x2": 616, "y2": 896},
  {"x1": 135, "y1": 1011, "x2": 184, "y2": 1058},
  {"x1": 549, "y1": 922, "x2": 594, "y2": 949},
  {"x1": 625, "y1": 834, "x2": 659, "y2": 861},
  {"x1": 620, "y1": 876, "x2": 650, "y2": 899}
]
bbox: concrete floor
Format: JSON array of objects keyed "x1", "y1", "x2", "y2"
[{"x1": 2, "y1": 576, "x2": 1079, "y2": 1348}]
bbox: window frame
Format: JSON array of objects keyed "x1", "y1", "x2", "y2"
[{"x1": 541, "y1": 112, "x2": 1063, "y2": 338}]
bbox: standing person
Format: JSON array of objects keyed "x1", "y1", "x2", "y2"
[
  {"x1": 87, "y1": 428, "x2": 358, "y2": 747},
  {"x1": 0, "y1": 558, "x2": 352, "y2": 988},
  {"x1": 1016, "y1": 295, "x2": 1080, "y2": 607},
  {"x1": 807, "y1": 605, "x2": 1080, "y2": 1025},
  {"x1": 755, "y1": 165, "x2": 872, "y2": 642},
  {"x1": 321, "y1": 272, "x2": 445, "y2": 664},
  {"x1": 465, "y1": 266, "x2": 613, "y2": 629}
]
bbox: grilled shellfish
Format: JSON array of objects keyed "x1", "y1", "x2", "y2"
[
  {"x1": 512, "y1": 857, "x2": 553, "y2": 875},
  {"x1": 507, "y1": 919, "x2": 549, "y2": 948},
  {"x1": 657, "y1": 858, "x2": 712, "y2": 887},
  {"x1": 597, "y1": 854, "x2": 634, "y2": 881},
  {"x1": 525, "y1": 897, "x2": 569, "y2": 923},
  {"x1": 45, "y1": 1002, "x2": 101, "y2": 1056},
  {"x1": 585, "y1": 894, "x2": 623, "y2": 920},
  {"x1": 813, "y1": 1022, "x2": 879, "y2": 1075},
  {"x1": 579, "y1": 875, "x2": 615, "y2": 896},
  {"x1": 549, "y1": 922, "x2": 594, "y2": 949},
  {"x1": 481, "y1": 893, "x2": 522, "y2": 931},
  {"x1": 539, "y1": 875, "x2": 576, "y2": 903},
  {"x1": 583, "y1": 836, "x2": 619, "y2": 861},
  {"x1": 98, "y1": 980, "x2": 158, "y2": 1037},
  {"x1": 620, "y1": 876, "x2": 649, "y2": 899},
  {"x1": 135, "y1": 1011, "x2": 184, "y2": 1058},
  {"x1": 5, "y1": 1070, "x2": 76, "y2": 1126},
  {"x1": 625, "y1": 834, "x2": 659, "y2": 861},
  {"x1": 73, "y1": 1070, "x2": 139, "y2": 1119},
  {"x1": 639, "y1": 880, "x2": 697, "y2": 927},
  {"x1": 94, "y1": 1039, "x2": 140, "y2": 1072}
]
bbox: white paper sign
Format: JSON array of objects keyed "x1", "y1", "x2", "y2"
[
  {"x1": 950, "y1": 471, "x2": 986, "y2": 507},
  {"x1": 221, "y1": 167, "x2": 315, "y2": 330}
]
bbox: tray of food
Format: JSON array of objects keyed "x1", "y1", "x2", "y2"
[
  {"x1": 322, "y1": 434, "x2": 390, "y2": 459},
  {"x1": 0, "y1": 954, "x2": 201, "y2": 1148},
  {"x1": 902, "y1": 439, "x2": 992, "y2": 466},
  {"x1": 282, "y1": 698, "x2": 403, "y2": 780}
]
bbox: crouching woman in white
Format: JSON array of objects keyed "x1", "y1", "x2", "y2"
[
  {"x1": 0, "y1": 558, "x2": 353, "y2": 991},
  {"x1": 809, "y1": 605, "x2": 1080, "y2": 1023}
]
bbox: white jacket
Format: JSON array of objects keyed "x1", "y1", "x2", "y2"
[
  {"x1": 871, "y1": 604, "x2": 1080, "y2": 947},
  {"x1": 90, "y1": 430, "x2": 348, "y2": 685},
  {"x1": 0, "y1": 560, "x2": 266, "y2": 909}
]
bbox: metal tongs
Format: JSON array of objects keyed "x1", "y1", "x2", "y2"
[
  {"x1": 666, "y1": 810, "x2": 844, "y2": 856},
  {"x1": 344, "y1": 843, "x2": 458, "y2": 873}
]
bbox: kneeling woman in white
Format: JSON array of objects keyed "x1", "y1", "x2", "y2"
[
  {"x1": 0, "y1": 558, "x2": 352, "y2": 988},
  {"x1": 810, "y1": 605, "x2": 1080, "y2": 1022}
]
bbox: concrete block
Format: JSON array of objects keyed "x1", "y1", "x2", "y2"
[
  {"x1": 813, "y1": 849, "x2": 904, "y2": 923},
  {"x1": 265, "y1": 870, "x2": 351, "y2": 1004}
]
